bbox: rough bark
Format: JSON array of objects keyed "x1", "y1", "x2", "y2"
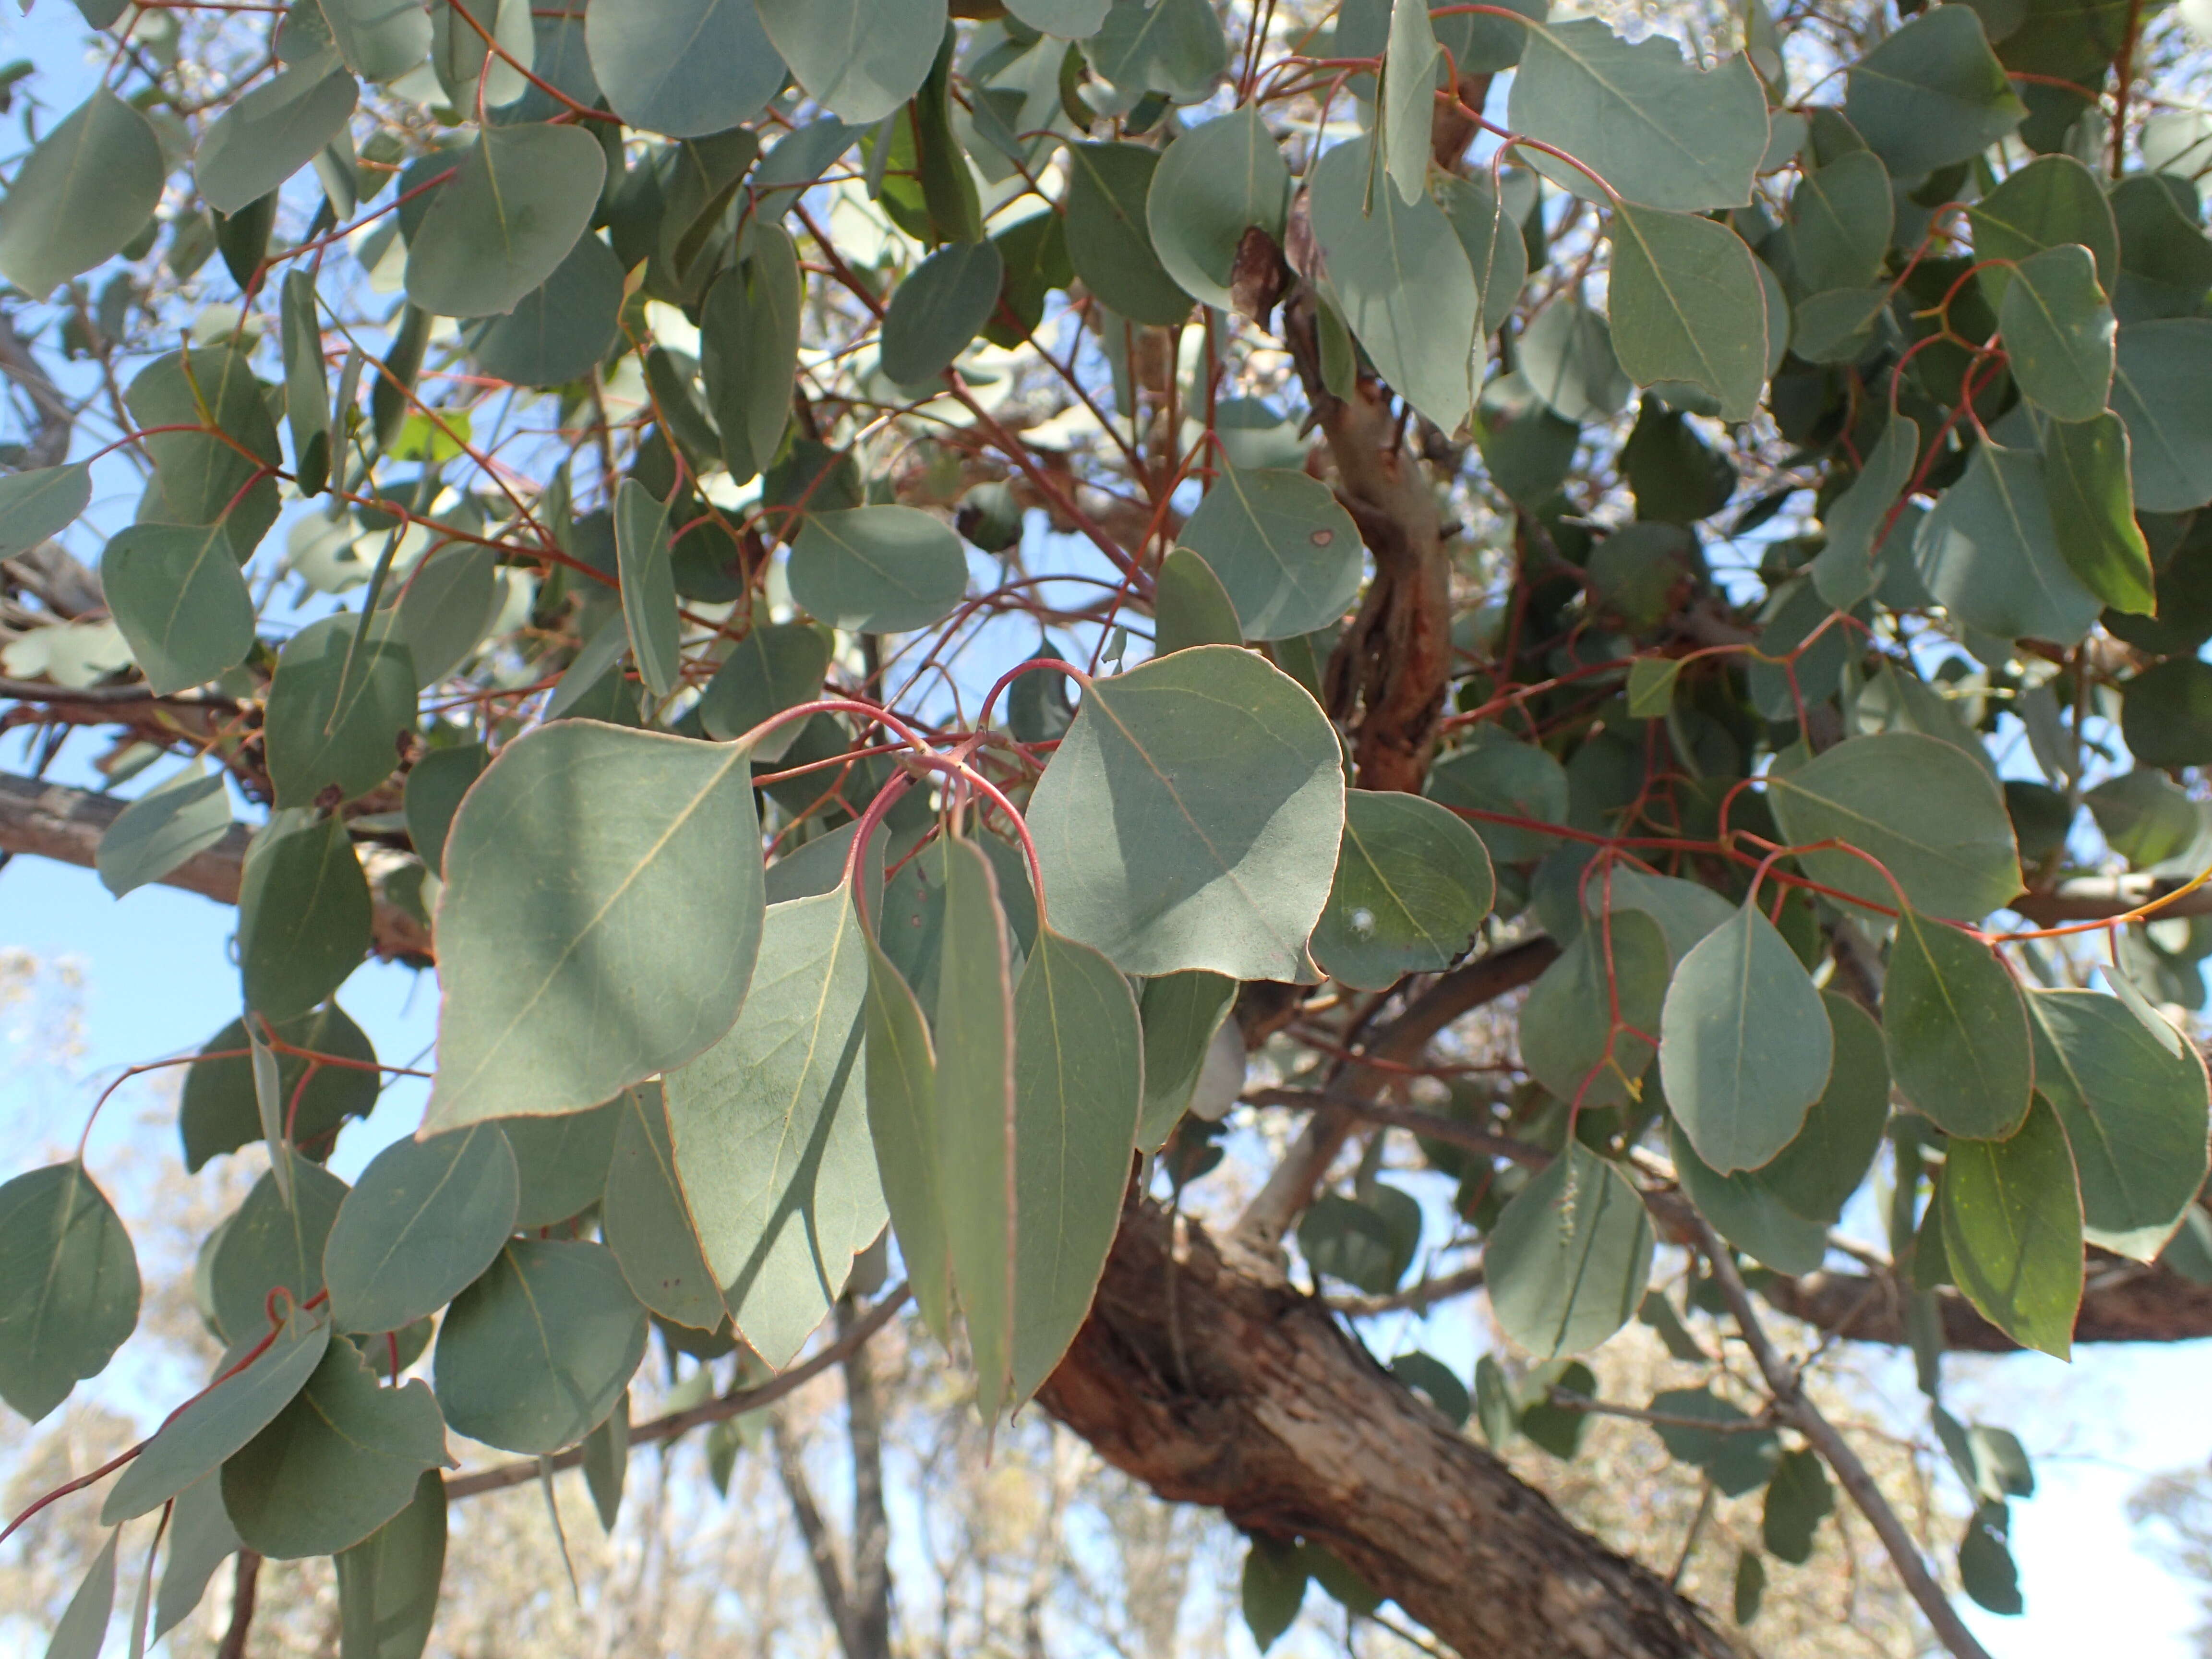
[
  {"x1": 1763, "y1": 1261, "x2": 2212, "y2": 1350},
  {"x1": 1037, "y1": 1200, "x2": 1742, "y2": 1659}
]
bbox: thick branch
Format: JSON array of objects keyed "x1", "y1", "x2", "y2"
[
  {"x1": 1762, "y1": 1261, "x2": 2212, "y2": 1349},
  {"x1": 1038, "y1": 1199, "x2": 1740, "y2": 1659},
  {"x1": 772, "y1": 1421, "x2": 859, "y2": 1659},
  {"x1": 837, "y1": 1295, "x2": 894, "y2": 1659}
]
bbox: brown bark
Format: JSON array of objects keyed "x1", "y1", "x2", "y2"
[
  {"x1": 1763, "y1": 1261, "x2": 2212, "y2": 1350},
  {"x1": 1037, "y1": 1200, "x2": 1742, "y2": 1659}
]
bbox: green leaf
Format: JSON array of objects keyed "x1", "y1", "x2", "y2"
[
  {"x1": 1507, "y1": 18, "x2": 1769, "y2": 212},
  {"x1": 1519, "y1": 908, "x2": 1669, "y2": 1109},
  {"x1": 787, "y1": 505, "x2": 969, "y2": 635},
  {"x1": 1027, "y1": 645, "x2": 1345, "y2": 981},
  {"x1": 2110, "y1": 173, "x2": 2212, "y2": 323},
  {"x1": 466, "y1": 232, "x2": 625, "y2": 389},
  {"x1": 433, "y1": 1240, "x2": 647, "y2": 1453},
  {"x1": 1914, "y1": 439, "x2": 2101, "y2": 644},
  {"x1": 1606, "y1": 202, "x2": 1767, "y2": 421},
  {"x1": 936, "y1": 838, "x2": 1018, "y2": 1415},
  {"x1": 0, "y1": 463, "x2": 90, "y2": 557},
  {"x1": 1811, "y1": 415, "x2": 1919, "y2": 609},
  {"x1": 1941, "y1": 1096, "x2": 2083, "y2": 1358},
  {"x1": 1626, "y1": 657, "x2": 1683, "y2": 719},
  {"x1": 0, "y1": 89, "x2": 163, "y2": 297},
  {"x1": 2112, "y1": 319, "x2": 2212, "y2": 512},
  {"x1": 103, "y1": 1314, "x2": 330, "y2": 1522},
  {"x1": 1179, "y1": 461, "x2": 1361, "y2": 642},
  {"x1": 1390, "y1": 1351, "x2": 1471, "y2": 1428},
  {"x1": 1145, "y1": 107, "x2": 1290, "y2": 313},
  {"x1": 1136, "y1": 970, "x2": 1237, "y2": 1151},
  {"x1": 1761, "y1": 1447, "x2": 1833, "y2": 1564},
  {"x1": 1734, "y1": 1550, "x2": 1766, "y2": 1623},
  {"x1": 264, "y1": 613, "x2": 418, "y2": 808},
  {"x1": 862, "y1": 912, "x2": 953, "y2": 1342},
  {"x1": 223, "y1": 1340, "x2": 450, "y2": 1558},
  {"x1": 756, "y1": 0, "x2": 943, "y2": 124},
  {"x1": 698, "y1": 623, "x2": 830, "y2": 756},
  {"x1": 2028, "y1": 987, "x2": 2211, "y2": 1260},
  {"x1": 425, "y1": 721, "x2": 766, "y2": 1126},
  {"x1": 397, "y1": 544, "x2": 504, "y2": 687},
  {"x1": 881, "y1": 240, "x2": 1004, "y2": 385},
  {"x1": 1311, "y1": 791, "x2": 1494, "y2": 992},
  {"x1": 1969, "y1": 153, "x2": 2119, "y2": 303},
  {"x1": 2121, "y1": 658, "x2": 2212, "y2": 768},
  {"x1": 1306, "y1": 134, "x2": 1480, "y2": 432},
  {"x1": 1884, "y1": 906, "x2": 2033, "y2": 1139},
  {"x1": 1519, "y1": 299, "x2": 1631, "y2": 424},
  {"x1": 1437, "y1": 173, "x2": 1530, "y2": 336},
  {"x1": 1010, "y1": 925, "x2": 1143, "y2": 1400},
  {"x1": 237, "y1": 813, "x2": 372, "y2": 1021},
  {"x1": 1959, "y1": 1501, "x2": 2023, "y2": 1615},
  {"x1": 101, "y1": 522, "x2": 258, "y2": 697},
  {"x1": 1064, "y1": 142, "x2": 1193, "y2": 326},
  {"x1": 1152, "y1": 545, "x2": 1244, "y2": 654},
  {"x1": 322, "y1": 0, "x2": 433, "y2": 81},
  {"x1": 279, "y1": 272, "x2": 330, "y2": 496},
  {"x1": 1646, "y1": 1386, "x2": 1780, "y2": 1496},
  {"x1": 1241, "y1": 1538, "x2": 1307, "y2": 1654},
  {"x1": 153, "y1": 1476, "x2": 240, "y2": 1641},
  {"x1": 587, "y1": 0, "x2": 781, "y2": 135},
  {"x1": 1999, "y1": 243, "x2": 2115, "y2": 421},
  {"x1": 603, "y1": 1085, "x2": 725, "y2": 1331},
  {"x1": 1670, "y1": 1119, "x2": 1830, "y2": 1274},
  {"x1": 1299, "y1": 1193, "x2": 1412, "y2": 1293},
  {"x1": 1787, "y1": 151, "x2": 1893, "y2": 294},
  {"x1": 1010, "y1": 0, "x2": 1106, "y2": 34},
  {"x1": 700, "y1": 227, "x2": 803, "y2": 483},
  {"x1": 582, "y1": 1394, "x2": 627, "y2": 1530},
  {"x1": 336, "y1": 1469, "x2": 446, "y2": 1659},
  {"x1": 404, "y1": 123, "x2": 607, "y2": 318},
  {"x1": 44, "y1": 1526, "x2": 116, "y2": 1659},
  {"x1": 1843, "y1": 5, "x2": 2024, "y2": 180},
  {"x1": 0, "y1": 1162, "x2": 139, "y2": 1423},
  {"x1": 1789, "y1": 283, "x2": 1889, "y2": 363},
  {"x1": 666, "y1": 885, "x2": 885, "y2": 1365},
  {"x1": 97, "y1": 767, "x2": 231, "y2": 898},
  {"x1": 1086, "y1": 0, "x2": 1227, "y2": 101},
  {"x1": 1485, "y1": 1141, "x2": 1655, "y2": 1358},
  {"x1": 1756, "y1": 992, "x2": 1893, "y2": 1224},
  {"x1": 1765, "y1": 732, "x2": 2022, "y2": 921},
  {"x1": 323, "y1": 1124, "x2": 518, "y2": 1336},
  {"x1": 211, "y1": 1158, "x2": 349, "y2": 1345},
  {"x1": 499, "y1": 1097, "x2": 621, "y2": 1226},
  {"x1": 1474, "y1": 1353, "x2": 1519, "y2": 1446},
  {"x1": 124, "y1": 348, "x2": 282, "y2": 561},
  {"x1": 1382, "y1": 0, "x2": 1443, "y2": 207},
  {"x1": 1427, "y1": 735, "x2": 1571, "y2": 863},
  {"x1": 612, "y1": 479, "x2": 679, "y2": 702},
  {"x1": 2087, "y1": 769, "x2": 2199, "y2": 866},
  {"x1": 2042, "y1": 410, "x2": 2153, "y2": 613},
  {"x1": 400, "y1": 747, "x2": 483, "y2": 886},
  {"x1": 1659, "y1": 900, "x2": 1833, "y2": 1173},
  {"x1": 180, "y1": 1007, "x2": 378, "y2": 1170},
  {"x1": 1595, "y1": 868, "x2": 1735, "y2": 960},
  {"x1": 196, "y1": 59, "x2": 358, "y2": 216}
]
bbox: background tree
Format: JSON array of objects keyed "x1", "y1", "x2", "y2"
[{"x1": 1, "y1": 0, "x2": 2211, "y2": 1654}]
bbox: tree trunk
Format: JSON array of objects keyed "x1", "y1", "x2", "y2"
[{"x1": 1037, "y1": 1199, "x2": 1742, "y2": 1659}]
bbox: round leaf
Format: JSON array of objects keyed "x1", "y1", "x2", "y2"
[
  {"x1": 1064, "y1": 141, "x2": 1195, "y2": 326},
  {"x1": 2122, "y1": 658, "x2": 2212, "y2": 768},
  {"x1": 210, "y1": 1160, "x2": 349, "y2": 1346},
  {"x1": 1884, "y1": 906, "x2": 2033, "y2": 1140},
  {"x1": 586, "y1": 0, "x2": 784, "y2": 136},
  {"x1": 0, "y1": 89, "x2": 164, "y2": 297},
  {"x1": 0, "y1": 1162, "x2": 139, "y2": 1423},
  {"x1": 787, "y1": 505, "x2": 969, "y2": 634},
  {"x1": 180, "y1": 1007, "x2": 380, "y2": 1170},
  {"x1": 263, "y1": 613, "x2": 419, "y2": 808},
  {"x1": 466, "y1": 232, "x2": 625, "y2": 388},
  {"x1": 1178, "y1": 461, "x2": 1362, "y2": 641},
  {"x1": 1485, "y1": 1141, "x2": 1655, "y2": 1358},
  {"x1": 755, "y1": 0, "x2": 946, "y2": 125},
  {"x1": 1940, "y1": 1096, "x2": 2083, "y2": 1358},
  {"x1": 1518, "y1": 908, "x2": 1670, "y2": 1108},
  {"x1": 196, "y1": 61, "x2": 359, "y2": 216},
  {"x1": 403, "y1": 123, "x2": 608, "y2": 318},
  {"x1": 1144, "y1": 106, "x2": 1290, "y2": 313},
  {"x1": 1755, "y1": 991, "x2": 1892, "y2": 1224},
  {"x1": 323, "y1": 1123, "x2": 520, "y2": 1336},
  {"x1": 101, "y1": 523, "x2": 258, "y2": 697},
  {"x1": 1310, "y1": 791, "x2": 1495, "y2": 992},
  {"x1": 880, "y1": 239, "x2": 1005, "y2": 386}
]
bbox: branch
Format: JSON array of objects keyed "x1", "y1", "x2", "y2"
[
  {"x1": 1761, "y1": 1259, "x2": 2212, "y2": 1348},
  {"x1": 771, "y1": 1419, "x2": 859, "y2": 1659}
]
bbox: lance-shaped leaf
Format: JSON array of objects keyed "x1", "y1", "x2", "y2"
[
  {"x1": 862, "y1": 917, "x2": 952, "y2": 1340},
  {"x1": 587, "y1": 0, "x2": 782, "y2": 135},
  {"x1": 880, "y1": 240, "x2": 1004, "y2": 385},
  {"x1": 1136, "y1": 970, "x2": 1237, "y2": 1151},
  {"x1": 787, "y1": 505, "x2": 969, "y2": 635},
  {"x1": 1179, "y1": 461, "x2": 1362, "y2": 642},
  {"x1": 102, "y1": 523, "x2": 258, "y2": 697},
  {"x1": 322, "y1": 0, "x2": 433, "y2": 82},
  {"x1": 1146, "y1": 107, "x2": 1291, "y2": 313},
  {"x1": 425, "y1": 721, "x2": 766, "y2": 1126},
  {"x1": 104, "y1": 1314, "x2": 331, "y2": 1521},
  {"x1": 1026, "y1": 645, "x2": 1345, "y2": 981},
  {"x1": 936, "y1": 839, "x2": 1018, "y2": 1415},
  {"x1": 404, "y1": 123, "x2": 607, "y2": 318},
  {"x1": 1010, "y1": 926, "x2": 1144, "y2": 1401},
  {"x1": 336, "y1": 1469, "x2": 446, "y2": 1659},
  {"x1": 44, "y1": 1527, "x2": 117, "y2": 1659},
  {"x1": 2000, "y1": 243, "x2": 2115, "y2": 421},
  {"x1": 2042, "y1": 410, "x2": 2154, "y2": 614},
  {"x1": 433, "y1": 1240, "x2": 647, "y2": 1453},
  {"x1": 1518, "y1": 908, "x2": 1669, "y2": 1109},
  {"x1": 97, "y1": 767, "x2": 231, "y2": 899},
  {"x1": 1065, "y1": 142, "x2": 1194, "y2": 325},
  {"x1": 153, "y1": 1476, "x2": 241, "y2": 1640},
  {"x1": 1606, "y1": 202, "x2": 1767, "y2": 421},
  {"x1": 0, "y1": 1162, "x2": 140, "y2": 1423},
  {"x1": 1884, "y1": 906, "x2": 2033, "y2": 1140},
  {"x1": 1306, "y1": 134, "x2": 1481, "y2": 433},
  {"x1": 2028, "y1": 988, "x2": 2211, "y2": 1261},
  {"x1": 279, "y1": 271, "x2": 331, "y2": 496},
  {"x1": 1485, "y1": 1142, "x2": 1655, "y2": 1358},
  {"x1": 700, "y1": 228, "x2": 804, "y2": 483},
  {"x1": 210, "y1": 1159, "x2": 349, "y2": 1345},
  {"x1": 223, "y1": 1341, "x2": 451, "y2": 1558},
  {"x1": 755, "y1": 0, "x2": 945, "y2": 125},
  {"x1": 1765, "y1": 732, "x2": 2021, "y2": 921},
  {"x1": 263, "y1": 613, "x2": 419, "y2": 808},
  {"x1": 322, "y1": 1124, "x2": 519, "y2": 1336},
  {"x1": 2112, "y1": 319, "x2": 2212, "y2": 512},
  {"x1": 666, "y1": 885, "x2": 885, "y2": 1365},
  {"x1": 1756, "y1": 992, "x2": 1893, "y2": 1224},
  {"x1": 699, "y1": 623, "x2": 830, "y2": 754},
  {"x1": 1382, "y1": 0, "x2": 1443, "y2": 207},
  {"x1": 1912, "y1": 439, "x2": 2102, "y2": 645},
  {"x1": 0, "y1": 89, "x2": 163, "y2": 297},
  {"x1": 1811, "y1": 414, "x2": 1918, "y2": 609},
  {"x1": 1507, "y1": 19, "x2": 1768, "y2": 212},
  {"x1": 1940, "y1": 1098, "x2": 2083, "y2": 1359},
  {"x1": 0, "y1": 463, "x2": 90, "y2": 557},
  {"x1": 1659, "y1": 900, "x2": 1834, "y2": 1174},
  {"x1": 1843, "y1": 5, "x2": 2024, "y2": 180},
  {"x1": 1310, "y1": 792, "x2": 1494, "y2": 992},
  {"x1": 613, "y1": 479, "x2": 680, "y2": 701},
  {"x1": 605, "y1": 1084, "x2": 728, "y2": 1332},
  {"x1": 197, "y1": 59, "x2": 359, "y2": 216}
]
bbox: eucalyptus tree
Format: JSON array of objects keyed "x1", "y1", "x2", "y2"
[{"x1": 2, "y1": 0, "x2": 2211, "y2": 1654}]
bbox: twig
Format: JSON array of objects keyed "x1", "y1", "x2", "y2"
[
  {"x1": 215, "y1": 1551, "x2": 259, "y2": 1659},
  {"x1": 1670, "y1": 1480, "x2": 1715, "y2": 1590},
  {"x1": 1325, "y1": 1261, "x2": 1486, "y2": 1317}
]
